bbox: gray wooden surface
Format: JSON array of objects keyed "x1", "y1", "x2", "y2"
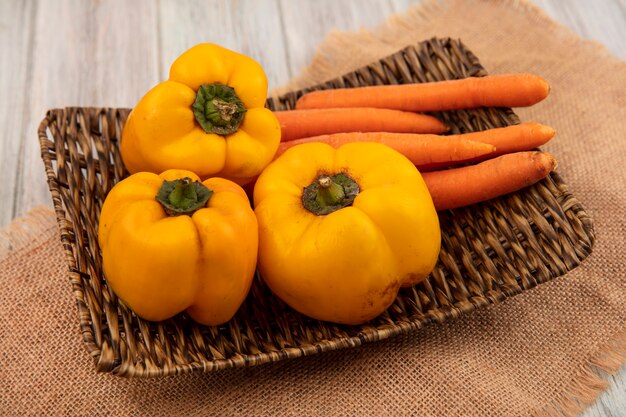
[{"x1": 0, "y1": 1, "x2": 623, "y2": 415}]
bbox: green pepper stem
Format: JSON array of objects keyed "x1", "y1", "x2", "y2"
[
  {"x1": 192, "y1": 83, "x2": 246, "y2": 135},
  {"x1": 302, "y1": 173, "x2": 360, "y2": 216},
  {"x1": 315, "y1": 176, "x2": 346, "y2": 207},
  {"x1": 156, "y1": 178, "x2": 213, "y2": 216}
]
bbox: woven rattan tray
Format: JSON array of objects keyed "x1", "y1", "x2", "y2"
[{"x1": 38, "y1": 37, "x2": 595, "y2": 377}]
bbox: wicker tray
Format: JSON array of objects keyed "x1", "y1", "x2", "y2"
[{"x1": 38, "y1": 37, "x2": 595, "y2": 377}]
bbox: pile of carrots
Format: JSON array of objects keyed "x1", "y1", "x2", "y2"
[{"x1": 273, "y1": 73, "x2": 557, "y2": 211}]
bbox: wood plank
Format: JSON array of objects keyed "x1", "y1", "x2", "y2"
[
  {"x1": 278, "y1": 0, "x2": 396, "y2": 83},
  {"x1": 0, "y1": 0, "x2": 37, "y2": 227},
  {"x1": 158, "y1": 0, "x2": 289, "y2": 91},
  {"x1": 13, "y1": 0, "x2": 161, "y2": 221}
]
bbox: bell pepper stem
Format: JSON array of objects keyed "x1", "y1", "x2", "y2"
[
  {"x1": 168, "y1": 178, "x2": 196, "y2": 207},
  {"x1": 302, "y1": 173, "x2": 360, "y2": 216},
  {"x1": 315, "y1": 176, "x2": 346, "y2": 207},
  {"x1": 156, "y1": 177, "x2": 213, "y2": 216},
  {"x1": 192, "y1": 83, "x2": 246, "y2": 135}
]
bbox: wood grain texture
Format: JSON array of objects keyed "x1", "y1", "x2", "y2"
[
  {"x1": 159, "y1": 0, "x2": 290, "y2": 89},
  {"x1": 0, "y1": 0, "x2": 36, "y2": 227},
  {"x1": 278, "y1": 0, "x2": 397, "y2": 82},
  {"x1": 0, "y1": 1, "x2": 623, "y2": 415},
  {"x1": 12, "y1": 0, "x2": 161, "y2": 221}
]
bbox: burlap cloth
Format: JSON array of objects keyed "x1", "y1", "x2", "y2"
[{"x1": 1, "y1": 0, "x2": 624, "y2": 415}]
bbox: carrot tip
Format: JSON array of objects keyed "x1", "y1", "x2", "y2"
[
  {"x1": 536, "y1": 75, "x2": 551, "y2": 96},
  {"x1": 550, "y1": 155, "x2": 558, "y2": 171},
  {"x1": 536, "y1": 124, "x2": 556, "y2": 139},
  {"x1": 540, "y1": 152, "x2": 558, "y2": 171}
]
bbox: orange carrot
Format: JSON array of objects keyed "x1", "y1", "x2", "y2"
[
  {"x1": 460, "y1": 122, "x2": 555, "y2": 155},
  {"x1": 422, "y1": 151, "x2": 557, "y2": 211},
  {"x1": 418, "y1": 122, "x2": 555, "y2": 171},
  {"x1": 275, "y1": 108, "x2": 448, "y2": 141},
  {"x1": 295, "y1": 74, "x2": 550, "y2": 112},
  {"x1": 276, "y1": 132, "x2": 496, "y2": 169}
]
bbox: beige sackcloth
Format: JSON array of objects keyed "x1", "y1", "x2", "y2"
[{"x1": 1, "y1": 0, "x2": 624, "y2": 415}]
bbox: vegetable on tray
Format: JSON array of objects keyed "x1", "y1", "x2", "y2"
[
  {"x1": 450, "y1": 122, "x2": 555, "y2": 157},
  {"x1": 98, "y1": 169, "x2": 258, "y2": 325},
  {"x1": 121, "y1": 43, "x2": 281, "y2": 186},
  {"x1": 422, "y1": 151, "x2": 557, "y2": 210},
  {"x1": 295, "y1": 74, "x2": 550, "y2": 112},
  {"x1": 274, "y1": 121, "x2": 554, "y2": 170},
  {"x1": 275, "y1": 131, "x2": 496, "y2": 170},
  {"x1": 275, "y1": 107, "x2": 448, "y2": 141},
  {"x1": 253, "y1": 142, "x2": 441, "y2": 325}
]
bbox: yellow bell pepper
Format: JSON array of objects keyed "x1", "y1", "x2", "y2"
[
  {"x1": 121, "y1": 44, "x2": 281, "y2": 185},
  {"x1": 98, "y1": 169, "x2": 258, "y2": 325},
  {"x1": 253, "y1": 142, "x2": 441, "y2": 325}
]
